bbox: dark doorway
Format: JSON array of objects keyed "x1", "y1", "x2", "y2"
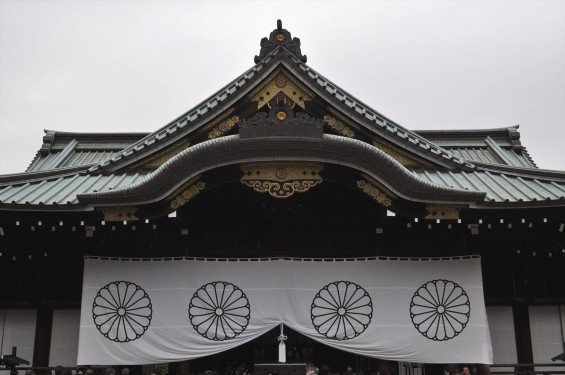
[{"x1": 187, "y1": 325, "x2": 390, "y2": 374}]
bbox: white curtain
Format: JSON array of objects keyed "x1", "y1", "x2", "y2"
[
  {"x1": 529, "y1": 306, "x2": 565, "y2": 372},
  {"x1": 0, "y1": 309, "x2": 36, "y2": 375},
  {"x1": 78, "y1": 257, "x2": 492, "y2": 365},
  {"x1": 49, "y1": 310, "x2": 81, "y2": 366},
  {"x1": 486, "y1": 306, "x2": 517, "y2": 371}
]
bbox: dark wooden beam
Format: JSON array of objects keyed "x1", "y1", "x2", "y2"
[
  {"x1": 513, "y1": 303, "x2": 534, "y2": 367},
  {"x1": 32, "y1": 305, "x2": 53, "y2": 372}
]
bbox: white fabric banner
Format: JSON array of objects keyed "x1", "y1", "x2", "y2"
[{"x1": 78, "y1": 257, "x2": 493, "y2": 365}]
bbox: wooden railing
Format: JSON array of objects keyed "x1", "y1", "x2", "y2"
[{"x1": 491, "y1": 363, "x2": 565, "y2": 375}]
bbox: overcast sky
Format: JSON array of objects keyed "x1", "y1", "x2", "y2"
[{"x1": 0, "y1": 0, "x2": 564, "y2": 174}]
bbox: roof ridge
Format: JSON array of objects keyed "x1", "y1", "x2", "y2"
[
  {"x1": 43, "y1": 129, "x2": 151, "y2": 138},
  {"x1": 414, "y1": 125, "x2": 520, "y2": 135},
  {"x1": 0, "y1": 165, "x2": 91, "y2": 185},
  {"x1": 461, "y1": 162, "x2": 565, "y2": 181}
]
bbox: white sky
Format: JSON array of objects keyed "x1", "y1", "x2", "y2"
[{"x1": 0, "y1": 0, "x2": 564, "y2": 174}]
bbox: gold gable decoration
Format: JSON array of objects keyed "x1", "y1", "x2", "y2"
[
  {"x1": 356, "y1": 175, "x2": 393, "y2": 207},
  {"x1": 208, "y1": 115, "x2": 240, "y2": 139},
  {"x1": 170, "y1": 180, "x2": 206, "y2": 210},
  {"x1": 323, "y1": 115, "x2": 355, "y2": 138},
  {"x1": 250, "y1": 71, "x2": 313, "y2": 109},
  {"x1": 425, "y1": 205, "x2": 460, "y2": 220},
  {"x1": 240, "y1": 163, "x2": 323, "y2": 199},
  {"x1": 103, "y1": 206, "x2": 139, "y2": 221}
]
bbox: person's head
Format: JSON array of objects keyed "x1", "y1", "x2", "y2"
[
  {"x1": 319, "y1": 366, "x2": 331, "y2": 375},
  {"x1": 10, "y1": 370, "x2": 18, "y2": 375},
  {"x1": 86, "y1": 370, "x2": 95, "y2": 375},
  {"x1": 25, "y1": 370, "x2": 35, "y2": 375},
  {"x1": 461, "y1": 367, "x2": 470, "y2": 375},
  {"x1": 54, "y1": 367, "x2": 64, "y2": 375},
  {"x1": 121, "y1": 368, "x2": 129, "y2": 375},
  {"x1": 305, "y1": 364, "x2": 315, "y2": 372}
]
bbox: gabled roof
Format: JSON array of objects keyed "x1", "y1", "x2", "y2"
[
  {"x1": 86, "y1": 23, "x2": 476, "y2": 175},
  {"x1": 1, "y1": 20, "x2": 564, "y2": 214}
]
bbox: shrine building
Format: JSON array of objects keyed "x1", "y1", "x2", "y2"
[{"x1": 0, "y1": 20, "x2": 564, "y2": 375}]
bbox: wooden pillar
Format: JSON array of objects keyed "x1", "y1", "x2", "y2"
[
  {"x1": 33, "y1": 305, "x2": 53, "y2": 372},
  {"x1": 513, "y1": 303, "x2": 534, "y2": 368},
  {"x1": 477, "y1": 364, "x2": 490, "y2": 375},
  {"x1": 178, "y1": 361, "x2": 190, "y2": 375}
]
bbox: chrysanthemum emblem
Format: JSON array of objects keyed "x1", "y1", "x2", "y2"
[
  {"x1": 92, "y1": 281, "x2": 152, "y2": 343},
  {"x1": 189, "y1": 281, "x2": 250, "y2": 341},
  {"x1": 311, "y1": 281, "x2": 373, "y2": 340},
  {"x1": 410, "y1": 279, "x2": 471, "y2": 341}
]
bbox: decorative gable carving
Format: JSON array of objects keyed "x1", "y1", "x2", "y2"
[
  {"x1": 240, "y1": 162, "x2": 323, "y2": 199},
  {"x1": 250, "y1": 70, "x2": 313, "y2": 110},
  {"x1": 323, "y1": 115, "x2": 355, "y2": 138},
  {"x1": 240, "y1": 93, "x2": 323, "y2": 139},
  {"x1": 356, "y1": 175, "x2": 393, "y2": 207},
  {"x1": 208, "y1": 115, "x2": 240, "y2": 139}
]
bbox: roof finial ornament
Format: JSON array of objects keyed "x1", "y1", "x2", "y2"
[{"x1": 254, "y1": 19, "x2": 307, "y2": 64}]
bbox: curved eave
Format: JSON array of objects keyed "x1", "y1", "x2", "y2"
[{"x1": 78, "y1": 134, "x2": 485, "y2": 207}]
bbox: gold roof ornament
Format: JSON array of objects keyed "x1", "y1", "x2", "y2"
[{"x1": 240, "y1": 163, "x2": 323, "y2": 199}]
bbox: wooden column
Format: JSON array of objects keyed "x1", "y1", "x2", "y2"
[
  {"x1": 477, "y1": 364, "x2": 490, "y2": 375},
  {"x1": 33, "y1": 305, "x2": 53, "y2": 372},
  {"x1": 513, "y1": 303, "x2": 534, "y2": 368}
]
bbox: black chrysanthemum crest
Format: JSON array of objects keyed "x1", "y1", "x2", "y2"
[
  {"x1": 410, "y1": 279, "x2": 471, "y2": 341},
  {"x1": 311, "y1": 281, "x2": 372, "y2": 340},
  {"x1": 92, "y1": 281, "x2": 152, "y2": 342},
  {"x1": 188, "y1": 281, "x2": 250, "y2": 341}
]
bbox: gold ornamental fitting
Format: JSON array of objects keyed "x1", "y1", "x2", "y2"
[
  {"x1": 275, "y1": 77, "x2": 287, "y2": 88},
  {"x1": 276, "y1": 34, "x2": 285, "y2": 42},
  {"x1": 240, "y1": 162, "x2": 323, "y2": 199},
  {"x1": 276, "y1": 111, "x2": 287, "y2": 121}
]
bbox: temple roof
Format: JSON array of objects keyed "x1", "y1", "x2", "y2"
[
  {"x1": 415, "y1": 126, "x2": 537, "y2": 168},
  {"x1": 26, "y1": 130, "x2": 148, "y2": 172},
  {"x1": 1, "y1": 20, "x2": 563, "y2": 214},
  {"x1": 25, "y1": 125, "x2": 537, "y2": 173}
]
